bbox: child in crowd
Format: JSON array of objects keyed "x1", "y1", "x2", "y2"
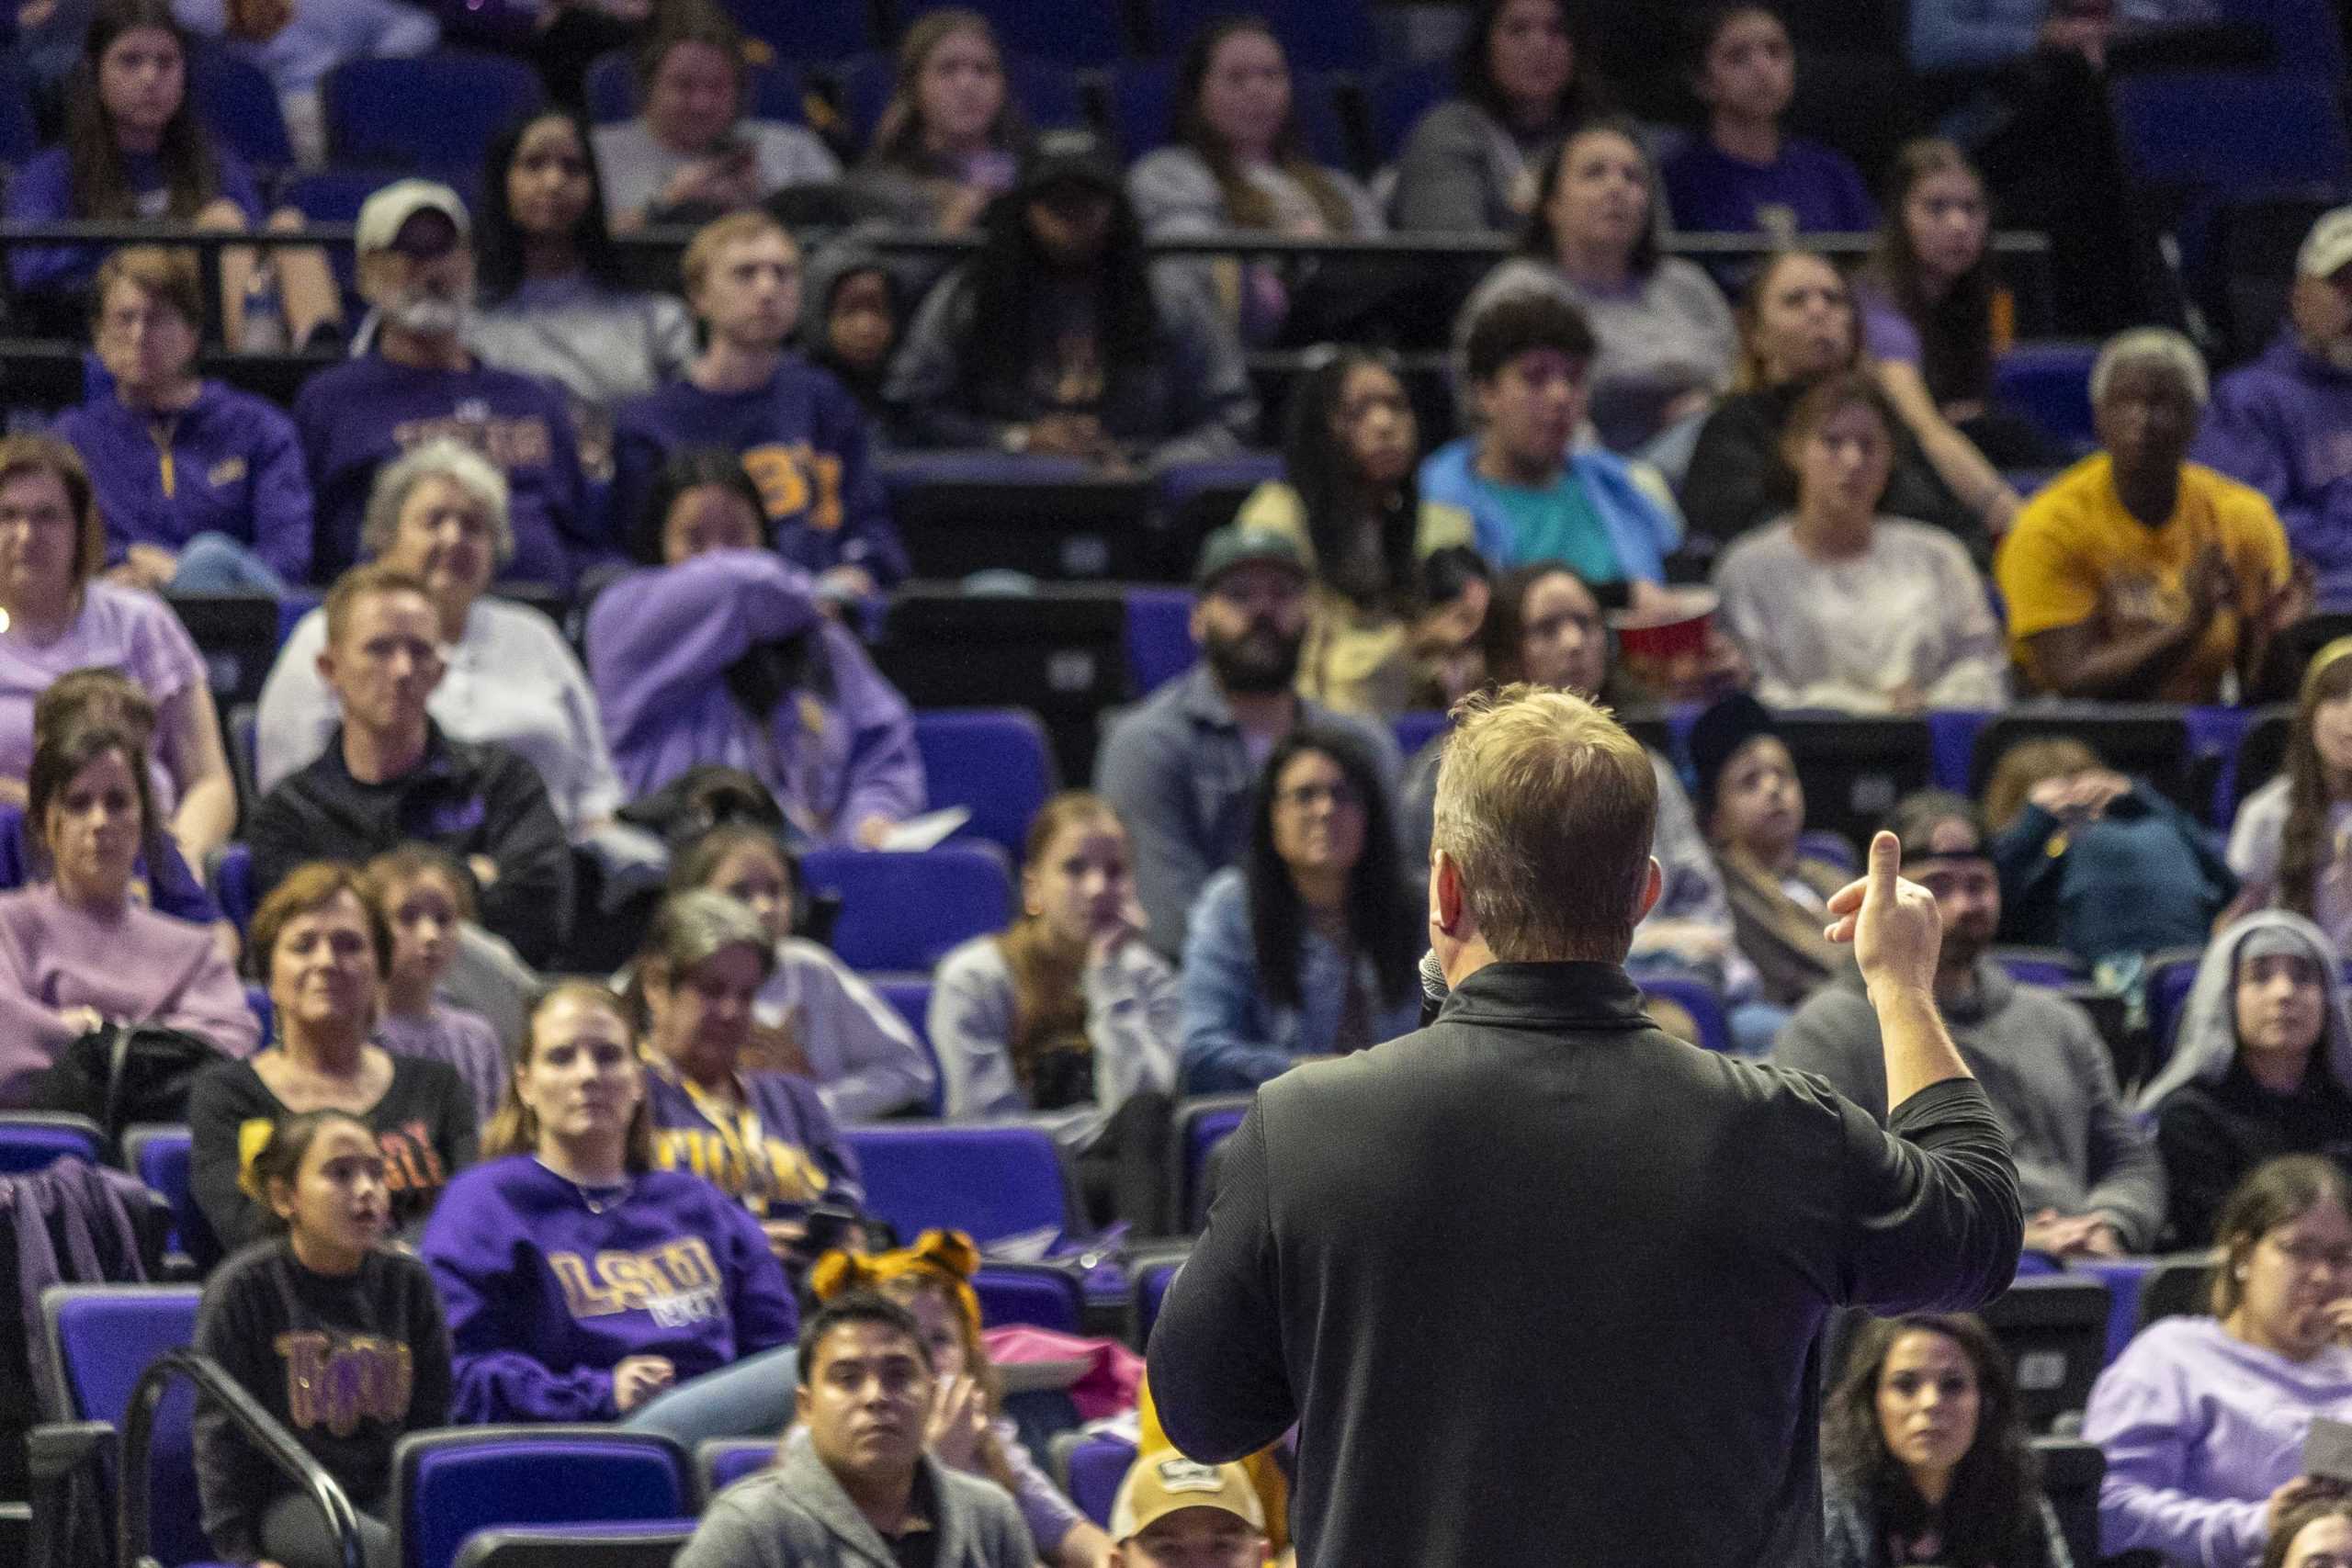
[
  {"x1": 362, "y1": 846, "x2": 508, "y2": 1130},
  {"x1": 1661, "y1": 5, "x2": 1875, "y2": 242}
]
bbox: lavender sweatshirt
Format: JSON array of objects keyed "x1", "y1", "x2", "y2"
[
  {"x1": 2194, "y1": 332, "x2": 2352, "y2": 590},
  {"x1": 583, "y1": 550, "x2": 924, "y2": 844}
]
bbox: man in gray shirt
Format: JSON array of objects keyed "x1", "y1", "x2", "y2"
[{"x1": 1776, "y1": 790, "x2": 2165, "y2": 1255}]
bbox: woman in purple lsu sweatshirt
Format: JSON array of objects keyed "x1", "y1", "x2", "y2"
[{"x1": 420, "y1": 980, "x2": 801, "y2": 1447}]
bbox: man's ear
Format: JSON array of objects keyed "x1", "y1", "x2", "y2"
[
  {"x1": 1634, "y1": 856, "x2": 1664, "y2": 925},
  {"x1": 1430, "y1": 850, "x2": 1466, "y2": 936},
  {"x1": 314, "y1": 647, "x2": 337, "y2": 693}
]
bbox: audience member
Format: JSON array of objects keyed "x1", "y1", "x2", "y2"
[
  {"x1": 1997, "y1": 327, "x2": 2302, "y2": 703},
  {"x1": 0, "y1": 434, "x2": 236, "y2": 858},
  {"x1": 668, "y1": 823, "x2": 935, "y2": 1119},
  {"x1": 189, "y1": 863, "x2": 473, "y2": 1251},
  {"x1": 0, "y1": 715, "x2": 254, "y2": 1104},
  {"x1": 1984, "y1": 738, "x2": 2233, "y2": 974},
  {"x1": 1681, "y1": 250, "x2": 2001, "y2": 562},
  {"x1": 1237, "y1": 349, "x2": 1498, "y2": 714},
  {"x1": 2270, "y1": 1497, "x2": 2352, "y2": 1568},
  {"x1": 2232, "y1": 637, "x2": 2352, "y2": 953},
  {"x1": 612, "y1": 210, "x2": 907, "y2": 599},
  {"x1": 4, "y1": 0, "x2": 339, "y2": 343},
  {"x1": 295, "y1": 179, "x2": 590, "y2": 590},
  {"x1": 2141, "y1": 913, "x2": 2352, "y2": 1251},
  {"x1": 2084, "y1": 1156, "x2": 2352, "y2": 1565},
  {"x1": 1408, "y1": 546, "x2": 1496, "y2": 710},
  {"x1": 1391, "y1": 0, "x2": 1608, "y2": 234},
  {"x1": 933, "y1": 792, "x2": 1179, "y2": 1229},
  {"x1": 1129, "y1": 16, "x2": 1384, "y2": 345},
  {"x1": 172, "y1": 0, "x2": 437, "y2": 170},
  {"x1": 53, "y1": 246, "x2": 311, "y2": 592},
  {"x1": 1776, "y1": 790, "x2": 2165, "y2": 1256},
  {"x1": 1096, "y1": 525, "x2": 1400, "y2": 958},
  {"x1": 1178, "y1": 727, "x2": 1420, "y2": 1091},
  {"x1": 359, "y1": 844, "x2": 507, "y2": 1128},
  {"x1": 1103, "y1": 1456, "x2": 1267, "y2": 1568},
  {"x1": 846, "y1": 10, "x2": 1026, "y2": 234},
  {"x1": 1662, "y1": 5, "x2": 1875, "y2": 243},
  {"x1": 808, "y1": 1235, "x2": 1115, "y2": 1568},
  {"x1": 887, "y1": 130, "x2": 1258, "y2": 469},
  {"x1": 674, "y1": 1292, "x2": 1033, "y2": 1568},
  {"x1": 1712, "y1": 371, "x2": 2007, "y2": 712},
  {"x1": 591, "y1": 1, "x2": 840, "y2": 234},
  {"x1": 469, "y1": 109, "x2": 698, "y2": 483},
  {"x1": 192, "y1": 1109, "x2": 450, "y2": 1568},
  {"x1": 1456, "y1": 120, "x2": 1736, "y2": 454},
  {"x1": 1686, "y1": 694, "x2": 1851, "y2": 1011},
  {"x1": 423, "y1": 980, "x2": 801, "y2": 1443},
  {"x1": 2198, "y1": 206, "x2": 2352, "y2": 604},
  {"x1": 247, "y1": 564, "x2": 576, "y2": 967},
  {"x1": 798, "y1": 242, "x2": 905, "y2": 434},
  {"x1": 1422, "y1": 292, "x2": 1681, "y2": 599},
  {"x1": 1820, "y1": 1313, "x2": 2075, "y2": 1568},
  {"x1": 587, "y1": 452, "x2": 923, "y2": 845}
]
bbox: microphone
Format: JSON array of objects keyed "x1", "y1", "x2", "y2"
[{"x1": 1419, "y1": 949, "x2": 1448, "y2": 1027}]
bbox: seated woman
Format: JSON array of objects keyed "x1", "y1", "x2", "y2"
[
  {"x1": 933, "y1": 792, "x2": 1179, "y2": 1229},
  {"x1": 1984, "y1": 738, "x2": 2233, "y2": 976},
  {"x1": 360, "y1": 845, "x2": 508, "y2": 1129},
  {"x1": 668, "y1": 822, "x2": 935, "y2": 1120},
  {"x1": 2273, "y1": 1499, "x2": 2352, "y2": 1568},
  {"x1": 1179, "y1": 728, "x2": 1420, "y2": 1091},
  {"x1": 2231, "y1": 638, "x2": 2352, "y2": 953},
  {"x1": 470, "y1": 109, "x2": 698, "y2": 483},
  {"x1": 189, "y1": 863, "x2": 472, "y2": 1253},
  {"x1": 2084, "y1": 1156, "x2": 2352, "y2": 1566},
  {"x1": 1129, "y1": 16, "x2": 1385, "y2": 346},
  {"x1": 193, "y1": 1110, "x2": 450, "y2": 1568},
  {"x1": 0, "y1": 714, "x2": 255, "y2": 1105},
  {"x1": 1660, "y1": 6, "x2": 1875, "y2": 243},
  {"x1": 585, "y1": 450, "x2": 923, "y2": 848},
  {"x1": 1455, "y1": 120, "x2": 1735, "y2": 454},
  {"x1": 2140, "y1": 914, "x2": 2352, "y2": 1251},
  {"x1": 590, "y1": 1, "x2": 840, "y2": 234},
  {"x1": 1820, "y1": 1313, "x2": 2074, "y2": 1568},
  {"x1": 1997, "y1": 328, "x2": 2302, "y2": 705},
  {"x1": 1235, "y1": 350, "x2": 1494, "y2": 714},
  {"x1": 0, "y1": 434, "x2": 237, "y2": 860},
  {"x1": 421, "y1": 981, "x2": 800, "y2": 1442},
  {"x1": 51, "y1": 247, "x2": 312, "y2": 594},
  {"x1": 810, "y1": 1234, "x2": 1116, "y2": 1568},
  {"x1": 1681, "y1": 250, "x2": 2014, "y2": 566},
  {"x1": 1712, "y1": 371, "x2": 2007, "y2": 713},
  {"x1": 4, "y1": 0, "x2": 339, "y2": 344},
  {"x1": 846, "y1": 9, "x2": 1026, "y2": 235},
  {"x1": 1686, "y1": 694, "x2": 1850, "y2": 1012},
  {"x1": 885, "y1": 129, "x2": 1258, "y2": 470}
]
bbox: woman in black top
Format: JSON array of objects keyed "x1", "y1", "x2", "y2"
[{"x1": 194, "y1": 1108, "x2": 451, "y2": 1568}]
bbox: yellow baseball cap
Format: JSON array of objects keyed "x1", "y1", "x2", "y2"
[{"x1": 1107, "y1": 1456, "x2": 1266, "y2": 1542}]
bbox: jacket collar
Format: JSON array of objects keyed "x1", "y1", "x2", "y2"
[
  {"x1": 777, "y1": 1437, "x2": 955, "y2": 1568},
  {"x1": 1436, "y1": 959, "x2": 1652, "y2": 1030},
  {"x1": 320, "y1": 717, "x2": 456, "y2": 787}
]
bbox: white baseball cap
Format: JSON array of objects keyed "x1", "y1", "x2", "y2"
[
  {"x1": 2298, "y1": 206, "x2": 2352, "y2": 279},
  {"x1": 354, "y1": 180, "x2": 470, "y2": 256}
]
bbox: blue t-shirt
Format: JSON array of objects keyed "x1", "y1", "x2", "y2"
[
  {"x1": 1465, "y1": 465, "x2": 1627, "y2": 584},
  {"x1": 1661, "y1": 136, "x2": 1878, "y2": 239}
]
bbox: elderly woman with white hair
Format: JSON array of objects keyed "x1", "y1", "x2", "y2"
[{"x1": 1995, "y1": 326, "x2": 2306, "y2": 705}]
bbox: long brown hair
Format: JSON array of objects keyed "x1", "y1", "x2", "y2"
[
  {"x1": 867, "y1": 8, "x2": 1027, "y2": 168},
  {"x1": 994, "y1": 792, "x2": 1124, "y2": 1095},
  {"x1": 1861, "y1": 139, "x2": 1997, "y2": 407},
  {"x1": 27, "y1": 719, "x2": 160, "y2": 884},
  {"x1": 2211, "y1": 1155, "x2": 2352, "y2": 1314},
  {"x1": 1172, "y1": 17, "x2": 1356, "y2": 234},
  {"x1": 2278, "y1": 643, "x2": 2352, "y2": 919},
  {"x1": 63, "y1": 0, "x2": 224, "y2": 222},
  {"x1": 2267, "y1": 1496, "x2": 2352, "y2": 1568},
  {"x1": 482, "y1": 980, "x2": 658, "y2": 1171}
]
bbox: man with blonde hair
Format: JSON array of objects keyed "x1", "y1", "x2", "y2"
[{"x1": 1148, "y1": 683, "x2": 2021, "y2": 1565}]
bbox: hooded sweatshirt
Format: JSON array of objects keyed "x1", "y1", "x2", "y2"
[
  {"x1": 2141, "y1": 910, "x2": 2352, "y2": 1247},
  {"x1": 419, "y1": 1155, "x2": 797, "y2": 1423},
  {"x1": 2194, "y1": 329, "x2": 2352, "y2": 588},
  {"x1": 639, "y1": 1060, "x2": 864, "y2": 1213}
]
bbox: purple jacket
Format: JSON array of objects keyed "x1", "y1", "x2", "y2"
[
  {"x1": 642, "y1": 1064, "x2": 865, "y2": 1212},
  {"x1": 419, "y1": 1156, "x2": 797, "y2": 1424},
  {"x1": 2194, "y1": 332, "x2": 2352, "y2": 585},
  {"x1": 584, "y1": 549, "x2": 924, "y2": 844}
]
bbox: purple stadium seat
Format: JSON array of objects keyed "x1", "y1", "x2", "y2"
[
  {"x1": 1991, "y1": 947, "x2": 2086, "y2": 988},
  {"x1": 695, "y1": 1438, "x2": 772, "y2": 1504},
  {"x1": 1993, "y1": 344, "x2": 2098, "y2": 456},
  {"x1": 38, "y1": 1285, "x2": 207, "y2": 1566},
  {"x1": 391, "y1": 1428, "x2": 691, "y2": 1568},
  {"x1": 1123, "y1": 587, "x2": 1197, "y2": 698},
  {"x1": 1392, "y1": 711, "x2": 1445, "y2": 760},
  {"x1": 1637, "y1": 975, "x2": 1733, "y2": 1056},
  {"x1": 322, "y1": 51, "x2": 545, "y2": 182},
  {"x1": 844, "y1": 1122, "x2": 1073, "y2": 1247},
  {"x1": 799, "y1": 843, "x2": 1012, "y2": 972},
  {"x1": 0, "y1": 1112, "x2": 104, "y2": 1173},
  {"x1": 912, "y1": 708, "x2": 1057, "y2": 856},
  {"x1": 974, "y1": 1263, "x2": 1085, "y2": 1332},
  {"x1": 193, "y1": 50, "x2": 295, "y2": 173},
  {"x1": 1797, "y1": 829, "x2": 1858, "y2": 874},
  {"x1": 866, "y1": 977, "x2": 944, "y2": 1113},
  {"x1": 123, "y1": 1124, "x2": 219, "y2": 1270},
  {"x1": 1174, "y1": 1095, "x2": 1251, "y2": 1232},
  {"x1": 1134, "y1": 1257, "x2": 1182, "y2": 1342},
  {"x1": 1063, "y1": 1432, "x2": 1137, "y2": 1528},
  {"x1": 2148, "y1": 950, "x2": 2203, "y2": 1060}
]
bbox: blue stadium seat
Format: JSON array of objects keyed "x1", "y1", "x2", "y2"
[
  {"x1": 1639, "y1": 975, "x2": 1733, "y2": 1055},
  {"x1": 1123, "y1": 586, "x2": 1197, "y2": 697},
  {"x1": 865, "y1": 976, "x2": 944, "y2": 1113},
  {"x1": 695, "y1": 1438, "x2": 771, "y2": 1504},
  {"x1": 193, "y1": 49, "x2": 295, "y2": 173},
  {"x1": 974, "y1": 1262, "x2": 1085, "y2": 1332},
  {"x1": 123, "y1": 1123, "x2": 217, "y2": 1270},
  {"x1": 2147, "y1": 948, "x2": 2203, "y2": 1060},
  {"x1": 322, "y1": 51, "x2": 546, "y2": 181},
  {"x1": 391, "y1": 1427, "x2": 693, "y2": 1568},
  {"x1": 1060, "y1": 1431, "x2": 1136, "y2": 1527},
  {"x1": 245, "y1": 984, "x2": 275, "y2": 1051},
  {"x1": 2217, "y1": 0, "x2": 2346, "y2": 79},
  {"x1": 38, "y1": 1285, "x2": 207, "y2": 1567},
  {"x1": 899, "y1": 0, "x2": 1123, "y2": 65},
  {"x1": 0, "y1": 1112, "x2": 105, "y2": 1173},
  {"x1": 1148, "y1": 0, "x2": 1377, "y2": 67},
  {"x1": 843, "y1": 1122, "x2": 1074, "y2": 1247},
  {"x1": 1991, "y1": 946, "x2": 2086, "y2": 988},
  {"x1": 1392, "y1": 710, "x2": 1445, "y2": 760},
  {"x1": 1133, "y1": 1254, "x2": 1182, "y2": 1342},
  {"x1": 1368, "y1": 57, "x2": 1452, "y2": 164},
  {"x1": 719, "y1": 0, "x2": 873, "y2": 61},
  {"x1": 1173, "y1": 1094, "x2": 1250, "y2": 1232},
  {"x1": 1993, "y1": 343, "x2": 2098, "y2": 456},
  {"x1": 837, "y1": 47, "x2": 1088, "y2": 146},
  {"x1": 209, "y1": 842, "x2": 258, "y2": 939},
  {"x1": 912, "y1": 707, "x2": 1057, "y2": 855},
  {"x1": 799, "y1": 843, "x2": 1012, "y2": 971},
  {"x1": 283, "y1": 170, "x2": 401, "y2": 320}
]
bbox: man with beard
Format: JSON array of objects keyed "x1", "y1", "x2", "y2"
[
  {"x1": 293, "y1": 181, "x2": 591, "y2": 590},
  {"x1": 1776, "y1": 790, "x2": 2164, "y2": 1258},
  {"x1": 1098, "y1": 526, "x2": 1402, "y2": 959}
]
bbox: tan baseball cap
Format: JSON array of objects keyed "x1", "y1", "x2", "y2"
[
  {"x1": 1107, "y1": 1457, "x2": 1266, "y2": 1542},
  {"x1": 2299, "y1": 206, "x2": 2352, "y2": 279},
  {"x1": 354, "y1": 179, "x2": 470, "y2": 256}
]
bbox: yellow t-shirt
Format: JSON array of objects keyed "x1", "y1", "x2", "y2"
[{"x1": 1995, "y1": 455, "x2": 2290, "y2": 703}]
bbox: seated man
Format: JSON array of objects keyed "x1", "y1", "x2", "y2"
[
  {"x1": 2197, "y1": 206, "x2": 2352, "y2": 604},
  {"x1": 52, "y1": 247, "x2": 311, "y2": 593},
  {"x1": 1106, "y1": 1456, "x2": 1268, "y2": 1568},
  {"x1": 293, "y1": 180, "x2": 591, "y2": 591},
  {"x1": 246, "y1": 564, "x2": 573, "y2": 968},
  {"x1": 612, "y1": 210, "x2": 907, "y2": 601},
  {"x1": 1996, "y1": 327, "x2": 2303, "y2": 704},
  {"x1": 676, "y1": 1291, "x2": 1034, "y2": 1568},
  {"x1": 1775, "y1": 790, "x2": 2165, "y2": 1258}
]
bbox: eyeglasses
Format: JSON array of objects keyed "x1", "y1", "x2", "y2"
[{"x1": 1275, "y1": 782, "x2": 1359, "y2": 812}]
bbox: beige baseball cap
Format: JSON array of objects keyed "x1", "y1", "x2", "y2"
[
  {"x1": 2299, "y1": 206, "x2": 2352, "y2": 279},
  {"x1": 354, "y1": 180, "x2": 470, "y2": 256},
  {"x1": 1107, "y1": 1457, "x2": 1266, "y2": 1542}
]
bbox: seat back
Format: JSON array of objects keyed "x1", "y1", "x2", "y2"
[
  {"x1": 800, "y1": 843, "x2": 1012, "y2": 971},
  {"x1": 1134, "y1": 1255, "x2": 1184, "y2": 1343},
  {"x1": 2134, "y1": 1256, "x2": 2219, "y2": 1335},
  {"x1": 2146, "y1": 948, "x2": 2205, "y2": 1063},
  {"x1": 0, "y1": 1112, "x2": 106, "y2": 1173},
  {"x1": 208, "y1": 842, "x2": 258, "y2": 938},
  {"x1": 1775, "y1": 716, "x2": 1935, "y2": 855},
  {"x1": 719, "y1": 0, "x2": 871, "y2": 58},
  {"x1": 2032, "y1": 1435, "x2": 2106, "y2": 1568},
  {"x1": 1122, "y1": 587, "x2": 1198, "y2": 698},
  {"x1": 40, "y1": 1285, "x2": 206, "y2": 1566},
  {"x1": 1992, "y1": 342, "x2": 2098, "y2": 455},
  {"x1": 1173, "y1": 1095, "x2": 1252, "y2": 1233},
  {"x1": 192, "y1": 48, "x2": 296, "y2": 173},
  {"x1": 452, "y1": 1524, "x2": 695, "y2": 1568},
  {"x1": 911, "y1": 708, "x2": 1057, "y2": 855},
  {"x1": 694, "y1": 1438, "x2": 772, "y2": 1505},
  {"x1": 2225, "y1": 705, "x2": 2292, "y2": 825},
  {"x1": 1979, "y1": 1275, "x2": 2112, "y2": 1432},
  {"x1": 1061, "y1": 1432, "x2": 1136, "y2": 1528},
  {"x1": 392, "y1": 1427, "x2": 692, "y2": 1568},
  {"x1": 323, "y1": 51, "x2": 546, "y2": 181},
  {"x1": 1971, "y1": 707, "x2": 2198, "y2": 814},
  {"x1": 1990, "y1": 946, "x2": 2087, "y2": 988},
  {"x1": 973, "y1": 1262, "x2": 1084, "y2": 1332},
  {"x1": 844, "y1": 1122, "x2": 1071, "y2": 1247},
  {"x1": 121, "y1": 1124, "x2": 217, "y2": 1269}
]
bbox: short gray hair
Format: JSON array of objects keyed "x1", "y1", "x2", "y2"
[
  {"x1": 359, "y1": 437, "x2": 515, "y2": 566},
  {"x1": 2090, "y1": 326, "x2": 2209, "y2": 408},
  {"x1": 641, "y1": 888, "x2": 776, "y2": 987}
]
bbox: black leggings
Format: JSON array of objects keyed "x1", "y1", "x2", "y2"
[{"x1": 1075, "y1": 1089, "x2": 1176, "y2": 1237}]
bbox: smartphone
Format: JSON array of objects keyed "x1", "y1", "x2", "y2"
[{"x1": 2306, "y1": 1416, "x2": 2352, "y2": 1484}]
